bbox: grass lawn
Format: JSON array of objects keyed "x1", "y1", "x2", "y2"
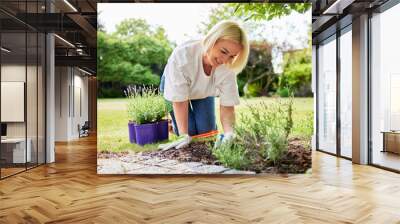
[{"x1": 98, "y1": 97, "x2": 314, "y2": 153}]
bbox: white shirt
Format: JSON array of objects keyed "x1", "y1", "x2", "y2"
[{"x1": 163, "y1": 40, "x2": 240, "y2": 106}]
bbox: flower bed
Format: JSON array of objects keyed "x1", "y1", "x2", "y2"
[{"x1": 141, "y1": 138, "x2": 311, "y2": 174}]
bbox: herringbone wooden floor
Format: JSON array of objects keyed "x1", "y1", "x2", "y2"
[{"x1": 1, "y1": 135, "x2": 400, "y2": 223}]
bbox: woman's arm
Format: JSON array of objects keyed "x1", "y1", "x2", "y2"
[
  {"x1": 173, "y1": 101, "x2": 189, "y2": 135},
  {"x1": 220, "y1": 105, "x2": 235, "y2": 133}
]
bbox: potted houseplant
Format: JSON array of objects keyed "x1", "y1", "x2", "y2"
[{"x1": 126, "y1": 86, "x2": 168, "y2": 145}]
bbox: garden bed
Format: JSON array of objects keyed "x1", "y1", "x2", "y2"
[
  {"x1": 143, "y1": 141, "x2": 218, "y2": 165},
  {"x1": 277, "y1": 138, "x2": 312, "y2": 173},
  {"x1": 142, "y1": 138, "x2": 311, "y2": 174}
]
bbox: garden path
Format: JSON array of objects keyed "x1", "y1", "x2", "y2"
[{"x1": 97, "y1": 152, "x2": 256, "y2": 174}]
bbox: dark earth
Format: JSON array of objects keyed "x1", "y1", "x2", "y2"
[
  {"x1": 142, "y1": 138, "x2": 312, "y2": 174},
  {"x1": 143, "y1": 142, "x2": 219, "y2": 165},
  {"x1": 98, "y1": 138, "x2": 312, "y2": 174},
  {"x1": 277, "y1": 138, "x2": 312, "y2": 173}
]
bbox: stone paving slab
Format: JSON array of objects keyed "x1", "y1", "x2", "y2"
[
  {"x1": 189, "y1": 164, "x2": 230, "y2": 174},
  {"x1": 222, "y1": 169, "x2": 256, "y2": 175},
  {"x1": 97, "y1": 159, "x2": 126, "y2": 174},
  {"x1": 157, "y1": 159, "x2": 180, "y2": 167},
  {"x1": 98, "y1": 153, "x2": 256, "y2": 175},
  {"x1": 126, "y1": 165, "x2": 176, "y2": 174},
  {"x1": 167, "y1": 162, "x2": 204, "y2": 173},
  {"x1": 140, "y1": 157, "x2": 168, "y2": 165}
]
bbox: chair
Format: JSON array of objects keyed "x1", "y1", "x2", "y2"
[{"x1": 79, "y1": 121, "x2": 90, "y2": 138}]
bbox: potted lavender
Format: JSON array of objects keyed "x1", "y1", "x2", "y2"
[{"x1": 126, "y1": 86, "x2": 168, "y2": 145}]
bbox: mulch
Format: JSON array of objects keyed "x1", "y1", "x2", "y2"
[
  {"x1": 143, "y1": 138, "x2": 312, "y2": 174},
  {"x1": 278, "y1": 138, "x2": 312, "y2": 173},
  {"x1": 143, "y1": 142, "x2": 219, "y2": 165}
]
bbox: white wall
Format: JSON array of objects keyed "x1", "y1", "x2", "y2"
[
  {"x1": 55, "y1": 67, "x2": 69, "y2": 141},
  {"x1": 55, "y1": 67, "x2": 89, "y2": 141}
]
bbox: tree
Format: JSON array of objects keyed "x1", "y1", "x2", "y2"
[
  {"x1": 115, "y1": 19, "x2": 151, "y2": 37},
  {"x1": 198, "y1": 5, "x2": 239, "y2": 34},
  {"x1": 239, "y1": 41, "x2": 277, "y2": 97},
  {"x1": 114, "y1": 18, "x2": 171, "y2": 45},
  {"x1": 199, "y1": 3, "x2": 311, "y2": 33},
  {"x1": 278, "y1": 48, "x2": 312, "y2": 97},
  {"x1": 231, "y1": 3, "x2": 311, "y2": 21},
  {"x1": 97, "y1": 19, "x2": 173, "y2": 98}
]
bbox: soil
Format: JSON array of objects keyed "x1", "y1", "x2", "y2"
[
  {"x1": 143, "y1": 141, "x2": 219, "y2": 165},
  {"x1": 143, "y1": 138, "x2": 312, "y2": 174},
  {"x1": 277, "y1": 138, "x2": 312, "y2": 173},
  {"x1": 98, "y1": 138, "x2": 312, "y2": 174}
]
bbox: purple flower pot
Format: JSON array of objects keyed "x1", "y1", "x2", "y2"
[
  {"x1": 128, "y1": 121, "x2": 136, "y2": 143},
  {"x1": 157, "y1": 119, "x2": 169, "y2": 141},
  {"x1": 134, "y1": 122, "x2": 158, "y2": 146}
]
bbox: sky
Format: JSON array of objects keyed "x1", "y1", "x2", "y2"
[
  {"x1": 98, "y1": 3, "x2": 311, "y2": 72},
  {"x1": 98, "y1": 3, "x2": 216, "y2": 45}
]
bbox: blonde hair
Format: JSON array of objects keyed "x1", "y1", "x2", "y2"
[{"x1": 202, "y1": 20, "x2": 249, "y2": 74}]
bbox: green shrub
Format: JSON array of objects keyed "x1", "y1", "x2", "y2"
[
  {"x1": 98, "y1": 88, "x2": 122, "y2": 98},
  {"x1": 244, "y1": 82, "x2": 263, "y2": 98},
  {"x1": 213, "y1": 98, "x2": 294, "y2": 170},
  {"x1": 280, "y1": 48, "x2": 312, "y2": 97},
  {"x1": 265, "y1": 131, "x2": 288, "y2": 164},
  {"x1": 126, "y1": 86, "x2": 166, "y2": 124},
  {"x1": 277, "y1": 87, "x2": 290, "y2": 97},
  {"x1": 212, "y1": 139, "x2": 252, "y2": 170}
]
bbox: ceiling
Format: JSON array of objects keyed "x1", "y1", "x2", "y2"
[
  {"x1": 312, "y1": 0, "x2": 390, "y2": 44},
  {"x1": 0, "y1": 0, "x2": 97, "y2": 75}
]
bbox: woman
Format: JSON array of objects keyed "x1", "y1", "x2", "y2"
[{"x1": 159, "y1": 20, "x2": 249, "y2": 150}]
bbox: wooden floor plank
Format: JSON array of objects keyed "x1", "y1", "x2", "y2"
[{"x1": 0, "y1": 135, "x2": 400, "y2": 223}]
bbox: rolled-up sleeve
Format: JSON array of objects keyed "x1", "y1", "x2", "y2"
[
  {"x1": 163, "y1": 59, "x2": 190, "y2": 102},
  {"x1": 219, "y1": 74, "x2": 240, "y2": 106}
]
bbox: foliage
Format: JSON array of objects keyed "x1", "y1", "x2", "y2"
[
  {"x1": 198, "y1": 4, "x2": 241, "y2": 34},
  {"x1": 198, "y1": 3, "x2": 311, "y2": 34},
  {"x1": 115, "y1": 18, "x2": 152, "y2": 37},
  {"x1": 231, "y1": 3, "x2": 311, "y2": 21},
  {"x1": 213, "y1": 98, "x2": 294, "y2": 169},
  {"x1": 285, "y1": 97, "x2": 294, "y2": 139},
  {"x1": 97, "y1": 19, "x2": 173, "y2": 98},
  {"x1": 212, "y1": 139, "x2": 252, "y2": 170},
  {"x1": 239, "y1": 42, "x2": 278, "y2": 97},
  {"x1": 243, "y1": 83, "x2": 263, "y2": 98},
  {"x1": 126, "y1": 86, "x2": 166, "y2": 124},
  {"x1": 264, "y1": 131, "x2": 288, "y2": 164},
  {"x1": 277, "y1": 87, "x2": 290, "y2": 97},
  {"x1": 279, "y1": 47, "x2": 312, "y2": 97}
]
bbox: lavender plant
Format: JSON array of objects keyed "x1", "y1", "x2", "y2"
[
  {"x1": 213, "y1": 98, "x2": 294, "y2": 170},
  {"x1": 126, "y1": 85, "x2": 166, "y2": 124}
]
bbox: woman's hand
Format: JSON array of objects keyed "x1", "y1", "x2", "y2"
[
  {"x1": 214, "y1": 132, "x2": 235, "y2": 148},
  {"x1": 159, "y1": 134, "x2": 191, "y2": 151}
]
